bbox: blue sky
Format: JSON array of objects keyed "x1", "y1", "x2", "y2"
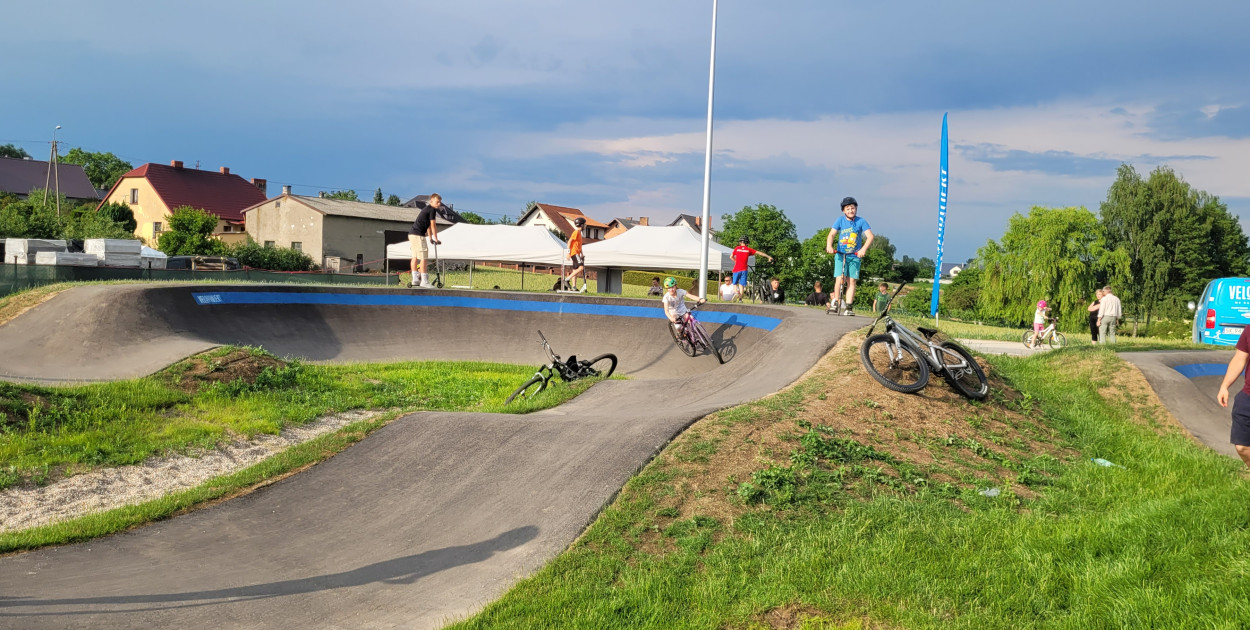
[{"x1": 3, "y1": 0, "x2": 1248, "y2": 262}]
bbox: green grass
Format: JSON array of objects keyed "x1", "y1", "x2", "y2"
[
  {"x1": 447, "y1": 347, "x2": 1250, "y2": 628},
  {"x1": 0, "y1": 349, "x2": 592, "y2": 490},
  {"x1": 0, "y1": 346, "x2": 607, "y2": 551}
]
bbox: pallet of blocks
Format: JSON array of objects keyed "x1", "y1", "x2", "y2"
[
  {"x1": 85, "y1": 238, "x2": 143, "y2": 267},
  {"x1": 4, "y1": 238, "x2": 67, "y2": 264},
  {"x1": 34, "y1": 251, "x2": 101, "y2": 266}
]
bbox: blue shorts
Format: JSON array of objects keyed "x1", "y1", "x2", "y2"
[
  {"x1": 833, "y1": 254, "x2": 861, "y2": 280},
  {"x1": 732, "y1": 270, "x2": 748, "y2": 286},
  {"x1": 1232, "y1": 391, "x2": 1250, "y2": 446}
]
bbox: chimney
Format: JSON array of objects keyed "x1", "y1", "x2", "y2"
[
  {"x1": 251, "y1": 178, "x2": 267, "y2": 195},
  {"x1": 219, "y1": 166, "x2": 230, "y2": 175},
  {"x1": 640, "y1": 217, "x2": 649, "y2": 226},
  {"x1": 171, "y1": 160, "x2": 183, "y2": 169},
  {"x1": 625, "y1": 216, "x2": 633, "y2": 221},
  {"x1": 282, "y1": 185, "x2": 291, "y2": 196}
]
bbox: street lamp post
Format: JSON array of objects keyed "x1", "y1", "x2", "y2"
[{"x1": 697, "y1": 0, "x2": 718, "y2": 299}]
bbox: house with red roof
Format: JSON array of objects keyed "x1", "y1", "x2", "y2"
[
  {"x1": 516, "y1": 202, "x2": 609, "y2": 243},
  {"x1": 97, "y1": 160, "x2": 268, "y2": 245}
]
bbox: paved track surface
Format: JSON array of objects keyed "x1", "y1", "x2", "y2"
[
  {"x1": 1120, "y1": 350, "x2": 1237, "y2": 459},
  {"x1": 0, "y1": 285, "x2": 864, "y2": 629}
]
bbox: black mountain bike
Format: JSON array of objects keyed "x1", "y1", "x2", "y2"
[
  {"x1": 505, "y1": 331, "x2": 617, "y2": 404},
  {"x1": 859, "y1": 283, "x2": 989, "y2": 400}
]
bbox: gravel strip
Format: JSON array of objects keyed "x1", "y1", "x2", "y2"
[{"x1": 0, "y1": 409, "x2": 383, "y2": 533}]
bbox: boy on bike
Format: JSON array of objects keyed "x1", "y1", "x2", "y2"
[
  {"x1": 825, "y1": 196, "x2": 874, "y2": 316},
  {"x1": 731, "y1": 236, "x2": 773, "y2": 302},
  {"x1": 661, "y1": 276, "x2": 706, "y2": 336}
]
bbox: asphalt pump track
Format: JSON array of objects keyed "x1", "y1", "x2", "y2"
[{"x1": 0, "y1": 284, "x2": 865, "y2": 629}]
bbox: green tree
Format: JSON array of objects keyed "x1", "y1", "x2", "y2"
[
  {"x1": 157, "y1": 206, "x2": 226, "y2": 255},
  {"x1": 373, "y1": 188, "x2": 384, "y2": 204},
  {"x1": 97, "y1": 201, "x2": 137, "y2": 233},
  {"x1": 1099, "y1": 164, "x2": 1248, "y2": 332},
  {"x1": 0, "y1": 144, "x2": 31, "y2": 159},
  {"x1": 60, "y1": 148, "x2": 133, "y2": 190},
  {"x1": 386, "y1": 194, "x2": 402, "y2": 206},
  {"x1": 718, "y1": 203, "x2": 802, "y2": 293},
  {"x1": 942, "y1": 266, "x2": 982, "y2": 315},
  {"x1": 460, "y1": 211, "x2": 488, "y2": 225},
  {"x1": 63, "y1": 204, "x2": 135, "y2": 240},
  {"x1": 325, "y1": 190, "x2": 358, "y2": 201},
  {"x1": 859, "y1": 234, "x2": 895, "y2": 281},
  {"x1": 918, "y1": 256, "x2": 936, "y2": 280},
  {"x1": 978, "y1": 206, "x2": 1105, "y2": 330},
  {"x1": 889, "y1": 258, "x2": 920, "y2": 283},
  {"x1": 16, "y1": 189, "x2": 67, "y2": 238}
]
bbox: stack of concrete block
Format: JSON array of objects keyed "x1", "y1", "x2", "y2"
[
  {"x1": 5, "y1": 239, "x2": 68, "y2": 264},
  {"x1": 34, "y1": 251, "x2": 100, "y2": 266},
  {"x1": 85, "y1": 238, "x2": 143, "y2": 267}
]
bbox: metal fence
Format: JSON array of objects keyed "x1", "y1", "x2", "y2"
[{"x1": 0, "y1": 263, "x2": 393, "y2": 298}]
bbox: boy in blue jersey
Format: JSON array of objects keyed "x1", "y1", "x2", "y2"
[{"x1": 824, "y1": 196, "x2": 874, "y2": 316}]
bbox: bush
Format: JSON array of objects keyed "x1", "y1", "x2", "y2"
[{"x1": 228, "y1": 240, "x2": 317, "y2": 271}]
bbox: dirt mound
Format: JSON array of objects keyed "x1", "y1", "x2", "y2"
[
  {"x1": 165, "y1": 347, "x2": 288, "y2": 394},
  {"x1": 628, "y1": 332, "x2": 1073, "y2": 555}
]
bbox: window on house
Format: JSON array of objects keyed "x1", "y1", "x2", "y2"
[
  {"x1": 291, "y1": 242, "x2": 302, "y2": 251},
  {"x1": 129, "y1": 189, "x2": 138, "y2": 204},
  {"x1": 222, "y1": 225, "x2": 232, "y2": 233},
  {"x1": 264, "y1": 241, "x2": 275, "y2": 248},
  {"x1": 153, "y1": 222, "x2": 163, "y2": 234}
]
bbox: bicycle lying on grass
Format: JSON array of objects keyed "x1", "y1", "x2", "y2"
[
  {"x1": 859, "y1": 283, "x2": 989, "y2": 400},
  {"x1": 668, "y1": 302, "x2": 725, "y2": 363},
  {"x1": 1023, "y1": 318, "x2": 1066, "y2": 349},
  {"x1": 505, "y1": 331, "x2": 617, "y2": 404}
]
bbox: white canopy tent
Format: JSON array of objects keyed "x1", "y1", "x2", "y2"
[
  {"x1": 581, "y1": 225, "x2": 738, "y2": 295},
  {"x1": 582, "y1": 225, "x2": 735, "y2": 271},
  {"x1": 385, "y1": 223, "x2": 570, "y2": 289},
  {"x1": 385, "y1": 223, "x2": 568, "y2": 265}
]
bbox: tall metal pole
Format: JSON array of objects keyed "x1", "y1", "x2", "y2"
[{"x1": 697, "y1": 0, "x2": 718, "y2": 299}]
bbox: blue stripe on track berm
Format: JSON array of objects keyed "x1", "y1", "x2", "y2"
[
  {"x1": 191, "y1": 291, "x2": 782, "y2": 332},
  {"x1": 1171, "y1": 363, "x2": 1228, "y2": 378}
]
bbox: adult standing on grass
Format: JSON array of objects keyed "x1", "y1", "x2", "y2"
[
  {"x1": 1097, "y1": 285, "x2": 1122, "y2": 344},
  {"x1": 825, "y1": 196, "x2": 874, "y2": 316},
  {"x1": 1215, "y1": 326, "x2": 1250, "y2": 468},
  {"x1": 1087, "y1": 289, "x2": 1104, "y2": 343},
  {"x1": 731, "y1": 236, "x2": 773, "y2": 302},
  {"x1": 407, "y1": 193, "x2": 443, "y2": 288}
]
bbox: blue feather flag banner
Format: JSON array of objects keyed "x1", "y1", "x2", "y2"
[{"x1": 930, "y1": 113, "x2": 949, "y2": 317}]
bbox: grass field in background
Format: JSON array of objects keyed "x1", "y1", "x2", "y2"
[{"x1": 450, "y1": 346, "x2": 1250, "y2": 628}]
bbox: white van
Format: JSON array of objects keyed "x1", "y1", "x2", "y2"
[{"x1": 1192, "y1": 277, "x2": 1250, "y2": 346}]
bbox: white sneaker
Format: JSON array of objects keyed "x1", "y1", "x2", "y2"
[{"x1": 418, "y1": 280, "x2": 435, "y2": 288}]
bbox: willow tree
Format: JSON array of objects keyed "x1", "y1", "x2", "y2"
[{"x1": 977, "y1": 206, "x2": 1105, "y2": 330}]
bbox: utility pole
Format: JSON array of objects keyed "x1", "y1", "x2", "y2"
[{"x1": 43, "y1": 125, "x2": 62, "y2": 218}]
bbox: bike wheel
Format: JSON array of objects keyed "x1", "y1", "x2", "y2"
[
  {"x1": 668, "y1": 321, "x2": 696, "y2": 356},
  {"x1": 505, "y1": 375, "x2": 547, "y2": 404},
  {"x1": 937, "y1": 342, "x2": 989, "y2": 400},
  {"x1": 690, "y1": 320, "x2": 724, "y2": 363},
  {"x1": 861, "y1": 334, "x2": 930, "y2": 394},
  {"x1": 1048, "y1": 331, "x2": 1067, "y2": 349},
  {"x1": 1021, "y1": 330, "x2": 1034, "y2": 348},
  {"x1": 582, "y1": 354, "x2": 617, "y2": 378}
]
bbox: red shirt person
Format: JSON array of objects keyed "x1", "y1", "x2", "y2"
[{"x1": 729, "y1": 236, "x2": 773, "y2": 302}]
